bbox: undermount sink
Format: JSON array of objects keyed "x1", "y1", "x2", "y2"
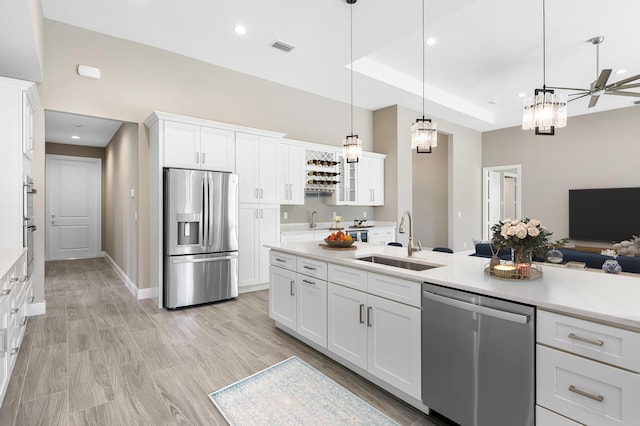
[{"x1": 355, "y1": 255, "x2": 440, "y2": 271}]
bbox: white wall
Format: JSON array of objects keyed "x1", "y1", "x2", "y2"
[{"x1": 482, "y1": 106, "x2": 640, "y2": 240}]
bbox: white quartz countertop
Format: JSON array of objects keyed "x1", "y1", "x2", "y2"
[
  {"x1": 266, "y1": 241, "x2": 640, "y2": 332},
  {"x1": 0, "y1": 248, "x2": 26, "y2": 278}
]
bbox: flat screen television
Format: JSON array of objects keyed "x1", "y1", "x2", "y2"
[{"x1": 569, "y1": 187, "x2": 640, "y2": 242}]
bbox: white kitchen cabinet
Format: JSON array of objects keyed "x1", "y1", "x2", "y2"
[
  {"x1": 536, "y1": 309, "x2": 640, "y2": 426},
  {"x1": 22, "y1": 92, "x2": 34, "y2": 160},
  {"x1": 269, "y1": 265, "x2": 297, "y2": 330},
  {"x1": 327, "y1": 274, "x2": 422, "y2": 399},
  {"x1": 238, "y1": 204, "x2": 280, "y2": 289},
  {"x1": 356, "y1": 153, "x2": 385, "y2": 206},
  {"x1": 367, "y1": 227, "x2": 396, "y2": 246},
  {"x1": 163, "y1": 121, "x2": 235, "y2": 171},
  {"x1": 329, "y1": 151, "x2": 357, "y2": 205},
  {"x1": 296, "y1": 273, "x2": 327, "y2": 347},
  {"x1": 277, "y1": 142, "x2": 305, "y2": 205},
  {"x1": 236, "y1": 133, "x2": 279, "y2": 204}
]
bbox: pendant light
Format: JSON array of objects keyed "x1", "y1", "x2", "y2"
[
  {"x1": 411, "y1": 0, "x2": 437, "y2": 153},
  {"x1": 522, "y1": 0, "x2": 567, "y2": 135},
  {"x1": 343, "y1": 0, "x2": 362, "y2": 163}
]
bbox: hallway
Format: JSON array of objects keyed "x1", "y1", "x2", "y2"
[{"x1": 0, "y1": 258, "x2": 434, "y2": 425}]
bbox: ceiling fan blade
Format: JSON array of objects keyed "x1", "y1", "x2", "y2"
[
  {"x1": 568, "y1": 91, "x2": 590, "y2": 97},
  {"x1": 546, "y1": 86, "x2": 591, "y2": 92},
  {"x1": 605, "y1": 90, "x2": 640, "y2": 98},
  {"x1": 594, "y1": 69, "x2": 612, "y2": 90},
  {"x1": 609, "y1": 74, "x2": 640, "y2": 88},
  {"x1": 567, "y1": 93, "x2": 591, "y2": 102},
  {"x1": 615, "y1": 83, "x2": 640, "y2": 90},
  {"x1": 588, "y1": 95, "x2": 600, "y2": 108}
]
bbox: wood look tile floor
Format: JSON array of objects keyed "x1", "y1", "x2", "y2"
[{"x1": 0, "y1": 258, "x2": 444, "y2": 425}]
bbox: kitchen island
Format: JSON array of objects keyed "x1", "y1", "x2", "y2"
[{"x1": 266, "y1": 241, "x2": 640, "y2": 425}]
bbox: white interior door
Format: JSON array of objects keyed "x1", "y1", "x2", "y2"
[{"x1": 46, "y1": 155, "x2": 101, "y2": 260}]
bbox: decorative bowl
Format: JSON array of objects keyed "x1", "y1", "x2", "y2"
[{"x1": 324, "y1": 238, "x2": 355, "y2": 248}]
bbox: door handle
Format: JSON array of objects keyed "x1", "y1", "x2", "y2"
[
  {"x1": 422, "y1": 290, "x2": 530, "y2": 324},
  {"x1": 568, "y1": 385, "x2": 604, "y2": 402},
  {"x1": 260, "y1": 209, "x2": 263, "y2": 219},
  {"x1": 208, "y1": 177, "x2": 214, "y2": 244},
  {"x1": 290, "y1": 280, "x2": 295, "y2": 296},
  {"x1": 201, "y1": 152, "x2": 206, "y2": 164},
  {"x1": 568, "y1": 333, "x2": 604, "y2": 347},
  {"x1": 359, "y1": 304, "x2": 365, "y2": 324},
  {"x1": 171, "y1": 255, "x2": 236, "y2": 264},
  {"x1": 301, "y1": 279, "x2": 315, "y2": 285},
  {"x1": 367, "y1": 306, "x2": 372, "y2": 327},
  {"x1": 195, "y1": 152, "x2": 199, "y2": 164},
  {"x1": 260, "y1": 188, "x2": 264, "y2": 199}
]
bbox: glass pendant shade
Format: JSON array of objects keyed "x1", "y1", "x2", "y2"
[
  {"x1": 343, "y1": 134, "x2": 362, "y2": 163},
  {"x1": 411, "y1": 118, "x2": 437, "y2": 152},
  {"x1": 522, "y1": 89, "x2": 567, "y2": 135}
]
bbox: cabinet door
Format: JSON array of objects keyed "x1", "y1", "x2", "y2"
[
  {"x1": 164, "y1": 121, "x2": 200, "y2": 168},
  {"x1": 356, "y1": 156, "x2": 372, "y2": 206},
  {"x1": 329, "y1": 151, "x2": 356, "y2": 205},
  {"x1": 269, "y1": 266, "x2": 297, "y2": 330},
  {"x1": 22, "y1": 92, "x2": 33, "y2": 159},
  {"x1": 367, "y1": 294, "x2": 421, "y2": 399},
  {"x1": 369, "y1": 156, "x2": 384, "y2": 206},
  {"x1": 276, "y1": 144, "x2": 288, "y2": 203},
  {"x1": 200, "y1": 126, "x2": 235, "y2": 172},
  {"x1": 287, "y1": 145, "x2": 305, "y2": 205},
  {"x1": 327, "y1": 283, "x2": 367, "y2": 369},
  {"x1": 258, "y1": 205, "x2": 280, "y2": 283},
  {"x1": 296, "y1": 274, "x2": 327, "y2": 347},
  {"x1": 258, "y1": 137, "x2": 279, "y2": 204},
  {"x1": 238, "y1": 204, "x2": 260, "y2": 287},
  {"x1": 235, "y1": 133, "x2": 259, "y2": 203}
]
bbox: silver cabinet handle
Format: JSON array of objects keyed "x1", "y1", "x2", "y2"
[
  {"x1": 10, "y1": 308, "x2": 18, "y2": 314},
  {"x1": 28, "y1": 296, "x2": 34, "y2": 303},
  {"x1": 1, "y1": 289, "x2": 10, "y2": 296},
  {"x1": 20, "y1": 317, "x2": 27, "y2": 327},
  {"x1": 275, "y1": 258, "x2": 286, "y2": 263},
  {"x1": 171, "y1": 255, "x2": 236, "y2": 264},
  {"x1": 301, "y1": 279, "x2": 315, "y2": 285},
  {"x1": 260, "y1": 209, "x2": 263, "y2": 219},
  {"x1": 255, "y1": 209, "x2": 258, "y2": 219},
  {"x1": 288, "y1": 183, "x2": 292, "y2": 200},
  {"x1": 195, "y1": 152, "x2": 199, "y2": 164},
  {"x1": 19, "y1": 276, "x2": 28, "y2": 283},
  {"x1": 290, "y1": 280, "x2": 295, "y2": 296},
  {"x1": 359, "y1": 304, "x2": 365, "y2": 324},
  {"x1": 568, "y1": 333, "x2": 604, "y2": 347},
  {"x1": 10, "y1": 348, "x2": 18, "y2": 356},
  {"x1": 367, "y1": 306, "x2": 372, "y2": 327},
  {"x1": 255, "y1": 188, "x2": 259, "y2": 199},
  {"x1": 303, "y1": 265, "x2": 317, "y2": 271},
  {"x1": 422, "y1": 290, "x2": 529, "y2": 324},
  {"x1": 260, "y1": 188, "x2": 264, "y2": 199},
  {"x1": 201, "y1": 152, "x2": 205, "y2": 164},
  {"x1": 10, "y1": 277, "x2": 18, "y2": 283},
  {"x1": 569, "y1": 385, "x2": 604, "y2": 402},
  {"x1": 0, "y1": 329, "x2": 5, "y2": 356}
]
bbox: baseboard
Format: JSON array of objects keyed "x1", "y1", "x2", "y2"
[
  {"x1": 137, "y1": 287, "x2": 153, "y2": 300},
  {"x1": 28, "y1": 301, "x2": 46, "y2": 316},
  {"x1": 103, "y1": 253, "x2": 138, "y2": 297},
  {"x1": 239, "y1": 283, "x2": 269, "y2": 294}
]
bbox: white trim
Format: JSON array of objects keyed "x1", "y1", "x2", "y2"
[
  {"x1": 103, "y1": 252, "x2": 152, "y2": 300},
  {"x1": 28, "y1": 301, "x2": 46, "y2": 316},
  {"x1": 239, "y1": 283, "x2": 269, "y2": 294}
]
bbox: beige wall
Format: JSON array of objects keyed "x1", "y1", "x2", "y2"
[
  {"x1": 45, "y1": 142, "x2": 107, "y2": 250},
  {"x1": 104, "y1": 123, "x2": 138, "y2": 283},
  {"x1": 40, "y1": 20, "x2": 374, "y2": 291},
  {"x1": 482, "y1": 106, "x2": 640, "y2": 241}
]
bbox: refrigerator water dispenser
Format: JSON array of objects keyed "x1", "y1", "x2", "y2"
[{"x1": 176, "y1": 213, "x2": 200, "y2": 245}]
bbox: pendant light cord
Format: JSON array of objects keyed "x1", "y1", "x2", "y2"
[
  {"x1": 542, "y1": 0, "x2": 546, "y2": 90},
  {"x1": 350, "y1": 2, "x2": 354, "y2": 135},
  {"x1": 422, "y1": 0, "x2": 425, "y2": 119}
]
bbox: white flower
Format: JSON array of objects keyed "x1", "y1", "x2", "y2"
[
  {"x1": 528, "y1": 227, "x2": 540, "y2": 237},
  {"x1": 507, "y1": 226, "x2": 517, "y2": 236},
  {"x1": 529, "y1": 219, "x2": 541, "y2": 227},
  {"x1": 501, "y1": 231, "x2": 508, "y2": 238},
  {"x1": 510, "y1": 220, "x2": 521, "y2": 226},
  {"x1": 601, "y1": 249, "x2": 618, "y2": 259},
  {"x1": 502, "y1": 218, "x2": 513, "y2": 224},
  {"x1": 333, "y1": 215, "x2": 342, "y2": 222},
  {"x1": 501, "y1": 224, "x2": 510, "y2": 233},
  {"x1": 515, "y1": 227, "x2": 528, "y2": 239}
]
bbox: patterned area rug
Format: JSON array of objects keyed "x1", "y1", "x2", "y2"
[{"x1": 209, "y1": 356, "x2": 398, "y2": 425}]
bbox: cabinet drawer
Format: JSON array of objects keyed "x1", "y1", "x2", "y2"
[
  {"x1": 537, "y1": 345, "x2": 640, "y2": 426},
  {"x1": 269, "y1": 251, "x2": 297, "y2": 271},
  {"x1": 535, "y1": 406, "x2": 582, "y2": 426},
  {"x1": 538, "y1": 310, "x2": 640, "y2": 373},
  {"x1": 296, "y1": 257, "x2": 327, "y2": 280},
  {"x1": 367, "y1": 273, "x2": 421, "y2": 307},
  {"x1": 368, "y1": 229, "x2": 394, "y2": 238},
  {"x1": 328, "y1": 264, "x2": 368, "y2": 291}
]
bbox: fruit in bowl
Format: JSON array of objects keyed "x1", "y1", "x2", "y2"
[{"x1": 324, "y1": 230, "x2": 354, "y2": 248}]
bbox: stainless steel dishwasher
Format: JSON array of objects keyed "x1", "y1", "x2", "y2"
[{"x1": 421, "y1": 282, "x2": 535, "y2": 426}]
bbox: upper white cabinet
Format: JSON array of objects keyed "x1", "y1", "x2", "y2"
[
  {"x1": 357, "y1": 153, "x2": 385, "y2": 206},
  {"x1": 277, "y1": 142, "x2": 305, "y2": 205},
  {"x1": 329, "y1": 151, "x2": 357, "y2": 205},
  {"x1": 236, "y1": 133, "x2": 279, "y2": 204},
  {"x1": 0, "y1": 77, "x2": 39, "y2": 250},
  {"x1": 163, "y1": 120, "x2": 235, "y2": 172}
]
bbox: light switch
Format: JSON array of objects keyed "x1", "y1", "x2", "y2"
[{"x1": 130, "y1": 189, "x2": 135, "y2": 198}]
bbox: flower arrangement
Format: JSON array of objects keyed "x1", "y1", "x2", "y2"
[
  {"x1": 491, "y1": 217, "x2": 553, "y2": 258},
  {"x1": 330, "y1": 215, "x2": 343, "y2": 229},
  {"x1": 601, "y1": 248, "x2": 618, "y2": 259}
]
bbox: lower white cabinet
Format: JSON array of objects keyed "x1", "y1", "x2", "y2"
[
  {"x1": 269, "y1": 255, "x2": 328, "y2": 348},
  {"x1": 327, "y1": 281, "x2": 422, "y2": 400},
  {"x1": 536, "y1": 406, "x2": 582, "y2": 426},
  {"x1": 367, "y1": 227, "x2": 396, "y2": 246},
  {"x1": 239, "y1": 204, "x2": 280, "y2": 288}
]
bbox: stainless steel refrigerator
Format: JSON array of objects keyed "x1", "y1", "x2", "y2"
[{"x1": 164, "y1": 168, "x2": 239, "y2": 308}]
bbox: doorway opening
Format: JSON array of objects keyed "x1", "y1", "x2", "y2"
[{"x1": 482, "y1": 165, "x2": 521, "y2": 240}]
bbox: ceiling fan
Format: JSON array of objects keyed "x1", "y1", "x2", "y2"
[{"x1": 549, "y1": 36, "x2": 640, "y2": 108}]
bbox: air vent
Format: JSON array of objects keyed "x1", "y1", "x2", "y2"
[
  {"x1": 270, "y1": 40, "x2": 295, "y2": 53},
  {"x1": 634, "y1": 100, "x2": 640, "y2": 105}
]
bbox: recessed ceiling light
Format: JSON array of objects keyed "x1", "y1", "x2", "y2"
[
  {"x1": 425, "y1": 38, "x2": 436, "y2": 46},
  {"x1": 616, "y1": 69, "x2": 627, "y2": 75},
  {"x1": 234, "y1": 25, "x2": 247, "y2": 35},
  {"x1": 73, "y1": 123, "x2": 84, "y2": 128},
  {"x1": 518, "y1": 92, "x2": 526, "y2": 98},
  {"x1": 71, "y1": 135, "x2": 80, "y2": 140},
  {"x1": 488, "y1": 100, "x2": 498, "y2": 105}
]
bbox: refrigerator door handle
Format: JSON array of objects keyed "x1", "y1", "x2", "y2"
[
  {"x1": 171, "y1": 255, "x2": 236, "y2": 264},
  {"x1": 202, "y1": 178, "x2": 208, "y2": 247},
  {"x1": 208, "y1": 177, "x2": 214, "y2": 245}
]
